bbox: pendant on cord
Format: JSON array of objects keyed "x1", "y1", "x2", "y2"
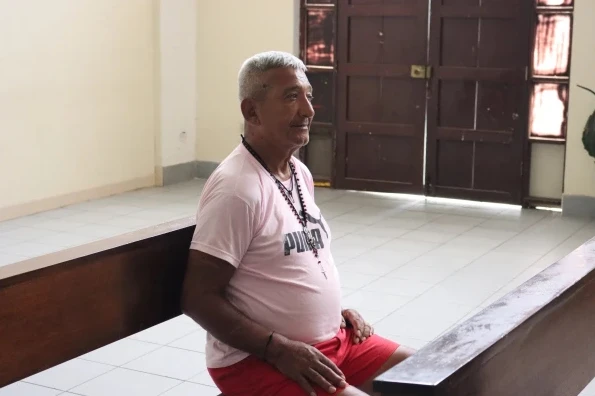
[
  {"x1": 303, "y1": 227, "x2": 315, "y2": 247},
  {"x1": 303, "y1": 226, "x2": 327, "y2": 279}
]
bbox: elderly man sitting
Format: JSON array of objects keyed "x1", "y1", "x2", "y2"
[{"x1": 181, "y1": 51, "x2": 414, "y2": 396}]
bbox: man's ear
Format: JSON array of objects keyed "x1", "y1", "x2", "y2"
[{"x1": 240, "y1": 99, "x2": 260, "y2": 126}]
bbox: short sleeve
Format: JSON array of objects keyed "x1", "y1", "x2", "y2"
[{"x1": 190, "y1": 193, "x2": 256, "y2": 268}]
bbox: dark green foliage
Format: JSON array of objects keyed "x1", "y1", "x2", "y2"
[{"x1": 579, "y1": 85, "x2": 595, "y2": 159}]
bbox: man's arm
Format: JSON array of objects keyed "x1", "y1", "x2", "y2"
[
  {"x1": 181, "y1": 249, "x2": 272, "y2": 358},
  {"x1": 180, "y1": 249, "x2": 347, "y2": 395}
]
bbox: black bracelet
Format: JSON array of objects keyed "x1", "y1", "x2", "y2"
[{"x1": 263, "y1": 331, "x2": 275, "y2": 361}]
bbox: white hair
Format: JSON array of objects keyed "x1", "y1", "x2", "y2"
[{"x1": 238, "y1": 51, "x2": 307, "y2": 101}]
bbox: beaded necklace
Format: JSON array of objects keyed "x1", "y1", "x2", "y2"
[{"x1": 241, "y1": 135, "x2": 326, "y2": 279}]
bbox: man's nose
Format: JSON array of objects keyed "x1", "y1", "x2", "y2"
[{"x1": 300, "y1": 95, "x2": 315, "y2": 118}]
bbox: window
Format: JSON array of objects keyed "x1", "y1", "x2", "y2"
[
  {"x1": 533, "y1": 14, "x2": 571, "y2": 76},
  {"x1": 305, "y1": 8, "x2": 336, "y2": 66},
  {"x1": 529, "y1": 0, "x2": 573, "y2": 140}
]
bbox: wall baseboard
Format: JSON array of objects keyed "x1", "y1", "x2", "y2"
[
  {"x1": 158, "y1": 160, "x2": 219, "y2": 185},
  {"x1": 162, "y1": 162, "x2": 198, "y2": 186},
  {"x1": 195, "y1": 161, "x2": 219, "y2": 179},
  {"x1": 562, "y1": 194, "x2": 595, "y2": 218},
  {"x1": 1, "y1": 160, "x2": 221, "y2": 222},
  {"x1": 154, "y1": 166, "x2": 164, "y2": 186},
  {"x1": 0, "y1": 175, "x2": 155, "y2": 222}
]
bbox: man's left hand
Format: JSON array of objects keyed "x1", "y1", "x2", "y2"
[{"x1": 341, "y1": 309, "x2": 374, "y2": 344}]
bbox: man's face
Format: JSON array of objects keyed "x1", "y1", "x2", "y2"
[{"x1": 253, "y1": 67, "x2": 315, "y2": 151}]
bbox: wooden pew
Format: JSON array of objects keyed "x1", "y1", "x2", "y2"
[
  {"x1": 2, "y1": 216, "x2": 594, "y2": 396},
  {"x1": 374, "y1": 238, "x2": 595, "y2": 396},
  {"x1": 0, "y1": 217, "x2": 195, "y2": 388}
]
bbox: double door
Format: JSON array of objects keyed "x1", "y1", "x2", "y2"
[{"x1": 333, "y1": 0, "x2": 531, "y2": 204}]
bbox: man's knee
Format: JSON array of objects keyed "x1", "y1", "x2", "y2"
[
  {"x1": 337, "y1": 385, "x2": 370, "y2": 395},
  {"x1": 387, "y1": 345, "x2": 416, "y2": 367},
  {"x1": 357, "y1": 345, "x2": 417, "y2": 395},
  {"x1": 371, "y1": 345, "x2": 416, "y2": 381}
]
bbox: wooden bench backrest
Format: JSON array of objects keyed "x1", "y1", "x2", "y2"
[{"x1": 0, "y1": 218, "x2": 195, "y2": 387}]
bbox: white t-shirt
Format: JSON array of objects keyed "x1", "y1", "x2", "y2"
[{"x1": 190, "y1": 144, "x2": 342, "y2": 368}]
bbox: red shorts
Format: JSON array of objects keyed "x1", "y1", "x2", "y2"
[{"x1": 208, "y1": 328, "x2": 399, "y2": 396}]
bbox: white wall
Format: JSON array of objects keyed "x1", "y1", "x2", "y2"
[
  {"x1": 530, "y1": 143, "x2": 565, "y2": 199},
  {"x1": 563, "y1": 0, "x2": 595, "y2": 197},
  {"x1": 3, "y1": 0, "x2": 590, "y2": 220},
  {"x1": 195, "y1": 0, "x2": 299, "y2": 163},
  {"x1": 158, "y1": 0, "x2": 197, "y2": 168},
  {"x1": 0, "y1": 0, "x2": 157, "y2": 219}
]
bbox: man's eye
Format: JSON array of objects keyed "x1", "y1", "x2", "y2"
[
  {"x1": 307, "y1": 95, "x2": 314, "y2": 102},
  {"x1": 287, "y1": 93, "x2": 298, "y2": 100}
]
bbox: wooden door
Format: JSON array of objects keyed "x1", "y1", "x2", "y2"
[
  {"x1": 425, "y1": 0, "x2": 532, "y2": 204},
  {"x1": 335, "y1": 0, "x2": 429, "y2": 194}
]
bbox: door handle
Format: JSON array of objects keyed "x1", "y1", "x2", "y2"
[{"x1": 411, "y1": 65, "x2": 432, "y2": 79}]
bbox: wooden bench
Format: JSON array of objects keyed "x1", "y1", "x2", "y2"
[
  {"x1": 0, "y1": 217, "x2": 196, "y2": 388},
  {"x1": 1, "y1": 217, "x2": 594, "y2": 396},
  {"x1": 374, "y1": 238, "x2": 595, "y2": 395}
]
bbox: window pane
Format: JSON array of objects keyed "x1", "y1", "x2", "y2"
[
  {"x1": 530, "y1": 83, "x2": 569, "y2": 138},
  {"x1": 308, "y1": 71, "x2": 334, "y2": 123},
  {"x1": 306, "y1": 9, "x2": 335, "y2": 66},
  {"x1": 536, "y1": 0, "x2": 573, "y2": 5},
  {"x1": 533, "y1": 14, "x2": 571, "y2": 76}
]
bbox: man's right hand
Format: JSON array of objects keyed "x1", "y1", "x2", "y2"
[{"x1": 266, "y1": 334, "x2": 348, "y2": 396}]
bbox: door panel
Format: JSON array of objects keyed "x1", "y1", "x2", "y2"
[
  {"x1": 426, "y1": 0, "x2": 531, "y2": 204},
  {"x1": 438, "y1": 80, "x2": 476, "y2": 128},
  {"x1": 335, "y1": 0, "x2": 429, "y2": 193},
  {"x1": 346, "y1": 134, "x2": 419, "y2": 183},
  {"x1": 477, "y1": 82, "x2": 525, "y2": 131},
  {"x1": 437, "y1": 140, "x2": 474, "y2": 188},
  {"x1": 441, "y1": 19, "x2": 479, "y2": 67}
]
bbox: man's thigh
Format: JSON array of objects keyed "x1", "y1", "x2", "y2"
[
  {"x1": 210, "y1": 355, "x2": 356, "y2": 396},
  {"x1": 210, "y1": 330, "x2": 401, "y2": 396},
  {"x1": 339, "y1": 333, "x2": 400, "y2": 387}
]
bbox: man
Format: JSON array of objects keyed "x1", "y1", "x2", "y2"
[{"x1": 181, "y1": 51, "x2": 414, "y2": 396}]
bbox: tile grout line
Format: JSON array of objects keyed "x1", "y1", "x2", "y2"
[
  {"x1": 464, "y1": 217, "x2": 595, "y2": 319},
  {"x1": 29, "y1": 326, "x2": 206, "y2": 394},
  {"x1": 336, "y1": 213, "x2": 504, "y2": 332},
  {"x1": 15, "y1": 381, "x2": 66, "y2": 394},
  {"x1": 337, "y1": 207, "x2": 493, "y2": 275},
  {"x1": 369, "y1": 214, "x2": 548, "y2": 334},
  {"x1": 427, "y1": 215, "x2": 565, "y2": 339}
]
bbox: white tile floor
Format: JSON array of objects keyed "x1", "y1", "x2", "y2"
[{"x1": 1, "y1": 179, "x2": 595, "y2": 395}]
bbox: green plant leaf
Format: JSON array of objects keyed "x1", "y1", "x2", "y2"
[
  {"x1": 579, "y1": 85, "x2": 595, "y2": 159},
  {"x1": 582, "y1": 111, "x2": 595, "y2": 159},
  {"x1": 578, "y1": 85, "x2": 595, "y2": 97}
]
